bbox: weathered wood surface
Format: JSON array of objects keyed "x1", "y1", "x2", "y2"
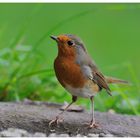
[{"x1": 0, "y1": 102, "x2": 140, "y2": 137}]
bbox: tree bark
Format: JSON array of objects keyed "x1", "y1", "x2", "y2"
[{"x1": 0, "y1": 102, "x2": 140, "y2": 137}]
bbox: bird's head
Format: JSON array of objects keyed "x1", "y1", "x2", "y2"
[{"x1": 50, "y1": 34, "x2": 87, "y2": 58}]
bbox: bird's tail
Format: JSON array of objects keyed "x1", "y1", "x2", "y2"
[{"x1": 105, "y1": 76, "x2": 129, "y2": 85}]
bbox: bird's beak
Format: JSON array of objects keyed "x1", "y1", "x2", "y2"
[{"x1": 50, "y1": 35, "x2": 58, "y2": 42}]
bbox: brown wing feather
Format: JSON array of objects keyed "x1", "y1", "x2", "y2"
[
  {"x1": 88, "y1": 57, "x2": 112, "y2": 96},
  {"x1": 93, "y1": 71, "x2": 112, "y2": 96}
]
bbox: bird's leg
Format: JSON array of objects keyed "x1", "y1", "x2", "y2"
[
  {"x1": 49, "y1": 96, "x2": 77, "y2": 127},
  {"x1": 88, "y1": 96, "x2": 99, "y2": 128}
]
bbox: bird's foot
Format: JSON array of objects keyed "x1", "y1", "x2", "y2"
[
  {"x1": 84, "y1": 120, "x2": 100, "y2": 129},
  {"x1": 89, "y1": 121, "x2": 100, "y2": 128},
  {"x1": 49, "y1": 116, "x2": 64, "y2": 128}
]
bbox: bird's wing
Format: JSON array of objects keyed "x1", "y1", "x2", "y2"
[
  {"x1": 81, "y1": 55, "x2": 112, "y2": 96},
  {"x1": 92, "y1": 69, "x2": 112, "y2": 96}
]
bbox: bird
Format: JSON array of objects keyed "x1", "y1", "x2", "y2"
[{"x1": 49, "y1": 34, "x2": 128, "y2": 128}]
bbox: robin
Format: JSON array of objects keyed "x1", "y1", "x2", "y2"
[{"x1": 49, "y1": 34, "x2": 128, "y2": 128}]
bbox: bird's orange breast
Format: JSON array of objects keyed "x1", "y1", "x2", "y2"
[{"x1": 54, "y1": 57, "x2": 86, "y2": 88}]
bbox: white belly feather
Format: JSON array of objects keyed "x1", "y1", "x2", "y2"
[{"x1": 65, "y1": 80, "x2": 98, "y2": 98}]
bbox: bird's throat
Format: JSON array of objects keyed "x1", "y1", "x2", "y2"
[{"x1": 57, "y1": 46, "x2": 76, "y2": 60}]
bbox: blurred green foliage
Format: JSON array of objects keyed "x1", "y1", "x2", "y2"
[{"x1": 0, "y1": 3, "x2": 140, "y2": 115}]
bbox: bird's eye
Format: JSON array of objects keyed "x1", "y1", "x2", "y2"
[{"x1": 67, "y1": 40, "x2": 74, "y2": 46}]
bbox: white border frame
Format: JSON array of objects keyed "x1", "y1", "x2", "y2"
[{"x1": 0, "y1": 0, "x2": 140, "y2": 3}]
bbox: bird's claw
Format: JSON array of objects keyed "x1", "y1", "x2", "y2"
[
  {"x1": 49, "y1": 116, "x2": 64, "y2": 128},
  {"x1": 89, "y1": 121, "x2": 100, "y2": 128},
  {"x1": 84, "y1": 120, "x2": 100, "y2": 129}
]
